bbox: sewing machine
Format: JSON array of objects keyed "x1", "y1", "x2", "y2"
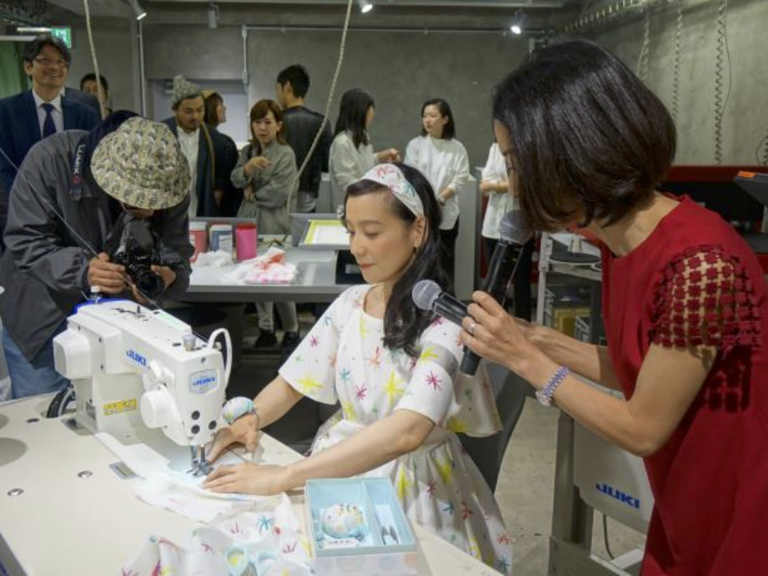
[{"x1": 52, "y1": 299, "x2": 231, "y2": 475}]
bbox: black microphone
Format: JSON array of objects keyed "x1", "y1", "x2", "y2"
[
  {"x1": 460, "y1": 210, "x2": 533, "y2": 375},
  {"x1": 412, "y1": 279, "x2": 467, "y2": 327}
]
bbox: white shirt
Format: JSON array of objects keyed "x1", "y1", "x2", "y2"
[
  {"x1": 177, "y1": 128, "x2": 200, "y2": 217},
  {"x1": 32, "y1": 90, "x2": 63, "y2": 137},
  {"x1": 480, "y1": 143, "x2": 515, "y2": 239},
  {"x1": 404, "y1": 135, "x2": 469, "y2": 230},
  {"x1": 329, "y1": 131, "x2": 378, "y2": 211}
]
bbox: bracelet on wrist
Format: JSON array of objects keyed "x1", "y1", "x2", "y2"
[{"x1": 535, "y1": 366, "x2": 569, "y2": 407}]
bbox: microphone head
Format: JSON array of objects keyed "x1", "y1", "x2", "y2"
[
  {"x1": 412, "y1": 279, "x2": 441, "y2": 311},
  {"x1": 499, "y1": 209, "x2": 533, "y2": 245}
]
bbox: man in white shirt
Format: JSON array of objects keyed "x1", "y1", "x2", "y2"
[{"x1": 162, "y1": 76, "x2": 236, "y2": 218}]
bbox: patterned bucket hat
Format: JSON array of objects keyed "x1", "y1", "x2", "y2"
[{"x1": 90, "y1": 117, "x2": 190, "y2": 210}]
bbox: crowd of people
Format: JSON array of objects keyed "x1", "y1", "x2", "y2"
[{"x1": 0, "y1": 32, "x2": 766, "y2": 576}]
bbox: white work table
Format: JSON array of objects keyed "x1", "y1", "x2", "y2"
[
  {"x1": 0, "y1": 396, "x2": 501, "y2": 576},
  {"x1": 184, "y1": 247, "x2": 348, "y2": 303}
]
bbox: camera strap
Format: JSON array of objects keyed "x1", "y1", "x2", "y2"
[{"x1": 69, "y1": 139, "x2": 87, "y2": 202}]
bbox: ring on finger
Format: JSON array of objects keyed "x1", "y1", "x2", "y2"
[{"x1": 468, "y1": 320, "x2": 478, "y2": 336}]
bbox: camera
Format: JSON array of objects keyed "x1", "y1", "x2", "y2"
[{"x1": 110, "y1": 218, "x2": 167, "y2": 300}]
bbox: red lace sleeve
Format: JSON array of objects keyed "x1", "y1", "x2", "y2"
[{"x1": 650, "y1": 245, "x2": 763, "y2": 349}]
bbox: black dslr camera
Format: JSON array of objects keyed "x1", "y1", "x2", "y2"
[{"x1": 110, "y1": 218, "x2": 168, "y2": 300}]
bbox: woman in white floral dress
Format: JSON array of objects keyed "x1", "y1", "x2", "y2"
[{"x1": 206, "y1": 163, "x2": 513, "y2": 574}]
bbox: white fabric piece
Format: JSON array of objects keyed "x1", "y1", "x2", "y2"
[
  {"x1": 121, "y1": 494, "x2": 314, "y2": 576},
  {"x1": 219, "y1": 248, "x2": 296, "y2": 285},
  {"x1": 194, "y1": 250, "x2": 235, "y2": 268}
]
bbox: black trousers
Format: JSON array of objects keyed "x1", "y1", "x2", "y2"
[
  {"x1": 484, "y1": 236, "x2": 534, "y2": 321},
  {"x1": 438, "y1": 219, "x2": 460, "y2": 291}
]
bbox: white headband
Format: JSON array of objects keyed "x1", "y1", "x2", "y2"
[{"x1": 361, "y1": 164, "x2": 425, "y2": 217}]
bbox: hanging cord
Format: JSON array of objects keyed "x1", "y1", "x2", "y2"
[
  {"x1": 713, "y1": 0, "x2": 730, "y2": 165},
  {"x1": 281, "y1": 0, "x2": 354, "y2": 236},
  {"x1": 602, "y1": 514, "x2": 615, "y2": 560},
  {"x1": 671, "y1": 2, "x2": 683, "y2": 123},
  {"x1": 82, "y1": 0, "x2": 107, "y2": 119},
  {"x1": 636, "y1": 7, "x2": 651, "y2": 82}
]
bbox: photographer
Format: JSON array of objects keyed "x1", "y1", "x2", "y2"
[{"x1": 0, "y1": 113, "x2": 193, "y2": 399}]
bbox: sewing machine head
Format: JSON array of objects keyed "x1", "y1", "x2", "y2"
[{"x1": 53, "y1": 300, "x2": 230, "y2": 474}]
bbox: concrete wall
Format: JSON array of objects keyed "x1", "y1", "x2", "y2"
[
  {"x1": 142, "y1": 23, "x2": 530, "y2": 167},
  {"x1": 590, "y1": 0, "x2": 768, "y2": 165},
  {"x1": 67, "y1": 19, "x2": 137, "y2": 114}
]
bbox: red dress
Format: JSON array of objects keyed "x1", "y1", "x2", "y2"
[{"x1": 601, "y1": 196, "x2": 767, "y2": 576}]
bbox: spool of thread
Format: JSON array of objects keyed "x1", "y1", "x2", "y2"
[
  {"x1": 189, "y1": 221, "x2": 207, "y2": 262},
  {"x1": 236, "y1": 224, "x2": 258, "y2": 261},
  {"x1": 210, "y1": 224, "x2": 233, "y2": 255}
]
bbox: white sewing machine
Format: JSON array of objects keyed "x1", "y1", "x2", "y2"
[{"x1": 52, "y1": 299, "x2": 231, "y2": 475}]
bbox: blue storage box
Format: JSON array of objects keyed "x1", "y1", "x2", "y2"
[{"x1": 306, "y1": 478, "x2": 418, "y2": 575}]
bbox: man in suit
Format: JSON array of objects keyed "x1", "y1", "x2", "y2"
[
  {"x1": 162, "y1": 76, "x2": 236, "y2": 217},
  {"x1": 0, "y1": 34, "x2": 99, "y2": 238}
]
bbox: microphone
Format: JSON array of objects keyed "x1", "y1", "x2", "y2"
[
  {"x1": 412, "y1": 279, "x2": 467, "y2": 327},
  {"x1": 460, "y1": 210, "x2": 533, "y2": 375}
]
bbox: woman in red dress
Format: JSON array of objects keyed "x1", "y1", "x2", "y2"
[{"x1": 464, "y1": 39, "x2": 767, "y2": 575}]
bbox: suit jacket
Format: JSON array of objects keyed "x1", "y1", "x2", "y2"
[
  {"x1": 0, "y1": 90, "x2": 100, "y2": 240},
  {"x1": 162, "y1": 118, "x2": 238, "y2": 217}
]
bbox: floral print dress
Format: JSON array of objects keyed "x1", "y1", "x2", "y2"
[{"x1": 279, "y1": 285, "x2": 513, "y2": 574}]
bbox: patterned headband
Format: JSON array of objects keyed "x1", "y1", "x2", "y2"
[{"x1": 361, "y1": 164, "x2": 425, "y2": 217}]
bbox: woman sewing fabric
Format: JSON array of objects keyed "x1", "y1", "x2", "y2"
[
  {"x1": 462, "y1": 39, "x2": 768, "y2": 575},
  {"x1": 404, "y1": 98, "x2": 469, "y2": 289},
  {"x1": 207, "y1": 163, "x2": 513, "y2": 574},
  {"x1": 231, "y1": 99, "x2": 300, "y2": 350}
]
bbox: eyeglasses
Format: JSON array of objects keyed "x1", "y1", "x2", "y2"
[{"x1": 34, "y1": 56, "x2": 69, "y2": 69}]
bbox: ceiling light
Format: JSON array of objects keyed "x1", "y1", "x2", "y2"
[
  {"x1": 510, "y1": 9, "x2": 527, "y2": 35},
  {"x1": 129, "y1": 0, "x2": 147, "y2": 21},
  {"x1": 357, "y1": 0, "x2": 373, "y2": 14},
  {"x1": 16, "y1": 26, "x2": 52, "y2": 33}
]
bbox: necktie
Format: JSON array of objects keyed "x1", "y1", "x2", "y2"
[{"x1": 41, "y1": 103, "x2": 56, "y2": 137}]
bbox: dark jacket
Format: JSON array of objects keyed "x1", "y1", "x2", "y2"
[
  {"x1": 282, "y1": 106, "x2": 332, "y2": 194},
  {"x1": 0, "y1": 90, "x2": 99, "y2": 226},
  {"x1": 64, "y1": 88, "x2": 101, "y2": 115},
  {"x1": 0, "y1": 131, "x2": 193, "y2": 361},
  {"x1": 161, "y1": 118, "x2": 238, "y2": 217}
]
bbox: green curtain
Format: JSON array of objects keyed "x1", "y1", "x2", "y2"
[{"x1": 0, "y1": 42, "x2": 28, "y2": 99}]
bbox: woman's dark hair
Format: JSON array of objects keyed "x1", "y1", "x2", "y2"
[
  {"x1": 492, "y1": 39, "x2": 676, "y2": 231},
  {"x1": 23, "y1": 33, "x2": 71, "y2": 66},
  {"x1": 203, "y1": 92, "x2": 223, "y2": 127},
  {"x1": 277, "y1": 64, "x2": 310, "y2": 99},
  {"x1": 420, "y1": 98, "x2": 456, "y2": 140},
  {"x1": 342, "y1": 163, "x2": 446, "y2": 358},
  {"x1": 249, "y1": 99, "x2": 287, "y2": 151},
  {"x1": 80, "y1": 72, "x2": 109, "y2": 93},
  {"x1": 334, "y1": 88, "x2": 375, "y2": 148}
]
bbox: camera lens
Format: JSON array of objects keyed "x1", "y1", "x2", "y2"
[{"x1": 133, "y1": 267, "x2": 165, "y2": 300}]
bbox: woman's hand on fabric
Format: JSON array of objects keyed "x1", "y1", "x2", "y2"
[
  {"x1": 460, "y1": 290, "x2": 539, "y2": 373},
  {"x1": 243, "y1": 185, "x2": 255, "y2": 201},
  {"x1": 377, "y1": 148, "x2": 400, "y2": 163},
  {"x1": 204, "y1": 463, "x2": 291, "y2": 496},
  {"x1": 207, "y1": 413, "x2": 261, "y2": 462}
]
